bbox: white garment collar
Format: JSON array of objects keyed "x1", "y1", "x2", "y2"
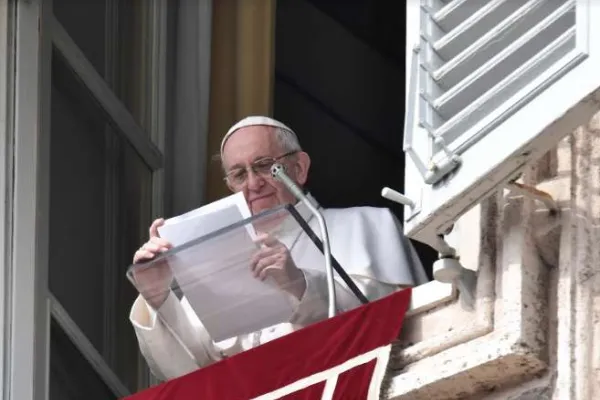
[
  {"x1": 273, "y1": 193, "x2": 321, "y2": 248},
  {"x1": 292, "y1": 192, "x2": 319, "y2": 222}
]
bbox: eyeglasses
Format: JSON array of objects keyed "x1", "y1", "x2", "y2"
[{"x1": 224, "y1": 151, "x2": 298, "y2": 187}]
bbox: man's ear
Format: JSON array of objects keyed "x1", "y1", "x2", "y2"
[{"x1": 294, "y1": 151, "x2": 311, "y2": 185}]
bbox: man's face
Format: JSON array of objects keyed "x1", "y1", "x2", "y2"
[{"x1": 222, "y1": 126, "x2": 310, "y2": 215}]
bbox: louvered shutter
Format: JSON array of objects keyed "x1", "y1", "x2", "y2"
[{"x1": 403, "y1": 0, "x2": 600, "y2": 246}]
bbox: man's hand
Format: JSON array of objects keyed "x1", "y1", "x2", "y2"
[
  {"x1": 132, "y1": 218, "x2": 173, "y2": 309},
  {"x1": 250, "y1": 233, "x2": 306, "y2": 300}
]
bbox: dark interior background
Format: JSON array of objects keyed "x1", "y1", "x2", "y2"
[{"x1": 273, "y1": 0, "x2": 435, "y2": 278}]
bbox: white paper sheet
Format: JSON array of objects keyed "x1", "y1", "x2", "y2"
[
  {"x1": 157, "y1": 192, "x2": 295, "y2": 341},
  {"x1": 158, "y1": 191, "x2": 255, "y2": 246}
]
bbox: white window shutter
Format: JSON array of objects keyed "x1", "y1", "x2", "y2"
[{"x1": 403, "y1": 0, "x2": 600, "y2": 246}]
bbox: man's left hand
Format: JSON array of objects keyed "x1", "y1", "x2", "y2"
[{"x1": 250, "y1": 233, "x2": 306, "y2": 300}]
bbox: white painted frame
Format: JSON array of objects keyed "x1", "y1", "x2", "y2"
[
  {"x1": 0, "y1": 2, "x2": 12, "y2": 394},
  {"x1": 403, "y1": 0, "x2": 600, "y2": 250},
  {"x1": 406, "y1": 281, "x2": 454, "y2": 317},
  {"x1": 1, "y1": 1, "x2": 53, "y2": 400}
]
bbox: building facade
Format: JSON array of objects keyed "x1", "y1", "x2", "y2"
[
  {"x1": 386, "y1": 125, "x2": 600, "y2": 399},
  {"x1": 1, "y1": 0, "x2": 599, "y2": 399}
]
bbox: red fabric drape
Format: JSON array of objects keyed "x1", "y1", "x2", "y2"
[{"x1": 125, "y1": 289, "x2": 410, "y2": 400}]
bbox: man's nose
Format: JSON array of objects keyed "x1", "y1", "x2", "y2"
[{"x1": 246, "y1": 169, "x2": 265, "y2": 190}]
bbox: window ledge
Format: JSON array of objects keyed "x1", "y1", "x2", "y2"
[{"x1": 406, "y1": 281, "x2": 454, "y2": 317}]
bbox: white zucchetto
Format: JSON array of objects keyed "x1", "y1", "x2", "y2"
[{"x1": 220, "y1": 116, "x2": 297, "y2": 156}]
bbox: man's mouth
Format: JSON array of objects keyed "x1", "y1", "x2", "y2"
[{"x1": 249, "y1": 193, "x2": 275, "y2": 205}]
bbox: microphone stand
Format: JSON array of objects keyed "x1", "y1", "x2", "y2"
[{"x1": 271, "y1": 163, "x2": 336, "y2": 318}]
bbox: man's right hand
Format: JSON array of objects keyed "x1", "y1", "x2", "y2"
[{"x1": 132, "y1": 218, "x2": 174, "y2": 309}]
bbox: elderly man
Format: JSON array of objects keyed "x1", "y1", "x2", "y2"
[{"x1": 129, "y1": 116, "x2": 427, "y2": 381}]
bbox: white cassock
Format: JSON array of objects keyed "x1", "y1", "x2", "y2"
[{"x1": 129, "y1": 194, "x2": 428, "y2": 381}]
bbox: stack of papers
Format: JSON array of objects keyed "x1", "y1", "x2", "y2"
[{"x1": 157, "y1": 192, "x2": 294, "y2": 341}]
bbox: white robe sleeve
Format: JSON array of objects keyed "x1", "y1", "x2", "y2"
[
  {"x1": 326, "y1": 207, "x2": 429, "y2": 286},
  {"x1": 130, "y1": 292, "x2": 223, "y2": 380},
  {"x1": 288, "y1": 206, "x2": 427, "y2": 326}
]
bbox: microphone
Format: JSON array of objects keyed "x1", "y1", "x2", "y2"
[{"x1": 271, "y1": 163, "x2": 336, "y2": 318}]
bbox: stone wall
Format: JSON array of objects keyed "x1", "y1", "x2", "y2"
[
  {"x1": 480, "y1": 113, "x2": 600, "y2": 400},
  {"x1": 387, "y1": 114, "x2": 600, "y2": 399}
]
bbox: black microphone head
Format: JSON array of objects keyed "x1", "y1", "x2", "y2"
[{"x1": 270, "y1": 163, "x2": 285, "y2": 179}]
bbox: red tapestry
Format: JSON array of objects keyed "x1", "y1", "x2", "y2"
[{"x1": 124, "y1": 289, "x2": 410, "y2": 400}]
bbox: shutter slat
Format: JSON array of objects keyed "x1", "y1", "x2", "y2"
[
  {"x1": 432, "y1": 0, "x2": 484, "y2": 32},
  {"x1": 432, "y1": 0, "x2": 553, "y2": 90},
  {"x1": 406, "y1": 0, "x2": 581, "y2": 186},
  {"x1": 428, "y1": 0, "x2": 575, "y2": 119},
  {"x1": 433, "y1": 0, "x2": 521, "y2": 60},
  {"x1": 436, "y1": 26, "x2": 576, "y2": 147}
]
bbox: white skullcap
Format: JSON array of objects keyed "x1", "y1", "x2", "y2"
[{"x1": 220, "y1": 116, "x2": 297, "y2": 155}]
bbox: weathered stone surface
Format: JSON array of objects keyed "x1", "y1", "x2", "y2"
[
  {"x1": 480, "y1": 113, "x2": 600, "y2": 400},
  {"x1": 386, "y1": 108, "x2": 600, "y2": 400},
  {"x1": 387, "y1": 178, "x2": 550, "y2": 398},
  {"x1": 507, "y1": 386, "x2": 553, "y2": 400}
]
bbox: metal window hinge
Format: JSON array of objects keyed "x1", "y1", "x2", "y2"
[
  {"x1": 432, "y1": 234, "x2": 475, "y2": 311},
  {"x1": 377, "y1": 189, "x2": 477, "y2": 310},
  {"x1": 419, "y1": 133, "x2": 462, "y2": 185}
]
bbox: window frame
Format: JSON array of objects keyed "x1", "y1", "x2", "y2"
[
  {"x1": 49, "y1": 293, "x2": 129, "y2": 396},
  {"x1": 0, "y1": 0, "x2": 215, "y2": 397},
  {"x1": 168, "y1": 0, "x2": 213, "y2": 214},
  {"x1": 49, "y1": 10, "x2": 167, "y2": 397},
  {"x1": 403, "y1": 0, "x2": 600, "y2": 254},
  {"x1": 1, "y1": 0, "x2": 53, "y2": 399}
]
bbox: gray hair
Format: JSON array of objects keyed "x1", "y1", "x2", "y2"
[{"x1": 273, "y1": 127, "x2": 302, "y2": 153}]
